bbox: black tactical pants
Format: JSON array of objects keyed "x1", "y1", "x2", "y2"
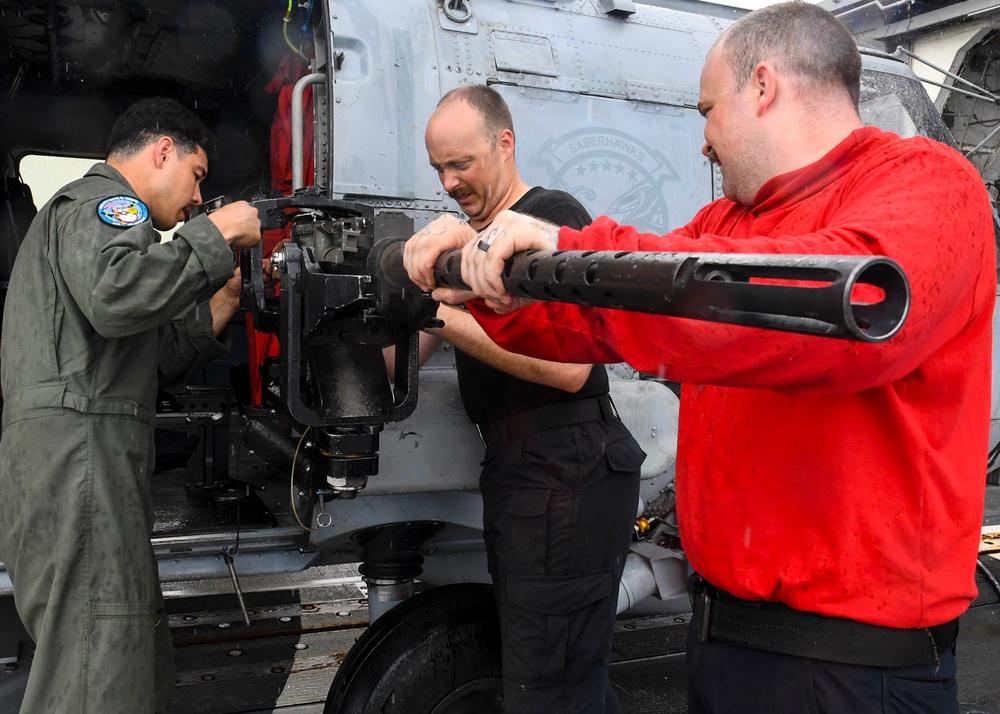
[
  {"x1": 480, "y1": 416, "x2": 644, "y2": 714},
  {"x1": 687, "y1": 621, "x2": 960, "y2": 714}
]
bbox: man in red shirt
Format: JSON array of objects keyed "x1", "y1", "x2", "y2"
[{"x1": 402, "y1": 2, "x2": 996, "y2": 712}]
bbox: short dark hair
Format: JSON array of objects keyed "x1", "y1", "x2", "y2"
[
  {"x1": 106, "y1": 97, "x2": 215, "y2": 159},
  {"x1": 718, "y1": 1, "x2": 861, "y2": 108},
  {"x1": 438, "y1": 85, "x2": 514, "y2": 146}
]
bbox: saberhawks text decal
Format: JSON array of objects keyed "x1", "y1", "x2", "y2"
[{"x1": 536, "y1": 129, "x2": 678, "y2": 232}]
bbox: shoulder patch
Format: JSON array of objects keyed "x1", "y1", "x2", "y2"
[{"x1": 97, "y1": 196, "x2": 149, "y2": 228}]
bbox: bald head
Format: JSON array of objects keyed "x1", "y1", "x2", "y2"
[{"x1": 435, "y1": 85, "x2": 515, "y2": 148}]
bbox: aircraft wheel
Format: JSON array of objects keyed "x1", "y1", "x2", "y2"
[{"x1": 324, "y1": 583, "x2": 504, "y2": 714}]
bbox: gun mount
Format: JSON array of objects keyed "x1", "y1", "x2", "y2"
[{"x1": 242, "y1": 194, "x2": 439, "y2": 502}]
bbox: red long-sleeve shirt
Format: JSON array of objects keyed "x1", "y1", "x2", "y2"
[{"x1": 470, "y1": 127, "x2": 996, "y2": 628}]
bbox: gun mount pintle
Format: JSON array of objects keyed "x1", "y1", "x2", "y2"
[{"x1": 242, "y1": 196, "x2": 440, "y2": 504}]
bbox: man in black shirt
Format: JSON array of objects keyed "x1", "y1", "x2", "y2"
[{"x1": 405, "y1": 85, "x2": 645, "y2": 713}]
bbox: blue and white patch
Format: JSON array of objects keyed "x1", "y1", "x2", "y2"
[{"x1": 97, "y1": 196, "x2": 149, "y2": 228}]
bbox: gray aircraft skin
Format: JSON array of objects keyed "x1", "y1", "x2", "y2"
[{"x1": 0, "y1": 1, "x2": 997, "y2": 711}]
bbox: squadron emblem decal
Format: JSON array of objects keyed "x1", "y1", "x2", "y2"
[
  {"x1": 97, "y1": 196, "x2": 149, "y2": 228},
  {"x1": 536, "y1": 129, "x2": 677, "y2": 232}
]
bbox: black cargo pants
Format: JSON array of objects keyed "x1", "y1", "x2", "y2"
[
  {"x1": 480, "y1": 416, "x2": 644, "y2": 714},
  {"x1": 687, "y1": 613, "x2": 960, "y2": 714}
]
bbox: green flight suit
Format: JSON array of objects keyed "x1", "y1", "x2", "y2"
[{"x1": 0, "y1": 163, "x2": 236, "y2": 713}]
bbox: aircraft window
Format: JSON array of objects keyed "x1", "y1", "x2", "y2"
[
  {"x1": 18, "y1": 155, "x2": 95, "y2": 211},
  {"x1": 18, "y1": 154, "x2": 180, "y2": 241},
  {"x1": 859, "y1": 69, "x2": 956, "y2": 147},
  {"x1": 861, "y1": 92, "x2": 918, "y2": 139}
]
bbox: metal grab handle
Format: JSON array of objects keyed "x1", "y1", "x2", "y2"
[{"x1": 377, "y1": 243, "x2": 910, "y2": 343}]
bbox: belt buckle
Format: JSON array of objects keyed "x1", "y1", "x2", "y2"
[{"x1": 698, "y1": 587, "x2": 712, "y2": 643}]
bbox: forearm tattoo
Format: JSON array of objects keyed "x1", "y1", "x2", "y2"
[
  {"x1": 528, "y1": 218, "x2": 560, "y2": 249},
  {"x1": 480, "y1": 219, "x2": 559, "y2": 250}
]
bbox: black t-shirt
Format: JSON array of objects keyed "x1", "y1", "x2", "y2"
[{"x1": 454, "y1": 186, "x2": 609, "y2": 424}]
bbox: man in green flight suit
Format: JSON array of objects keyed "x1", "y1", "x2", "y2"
[{"x1": 0, "y1": 97, "x2": 262, "y2": 713}]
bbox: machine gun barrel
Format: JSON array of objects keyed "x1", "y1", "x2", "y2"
[{"x1": 377, "y1": 243, "x2": 910, "y2": 343}]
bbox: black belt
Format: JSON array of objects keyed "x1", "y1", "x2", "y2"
[
  {"x1": 689, "y1": 575, "x2": 958, "y2": 668},
  {"x1": 475, "y1": 393, "x2": 617, "y2": 448}
]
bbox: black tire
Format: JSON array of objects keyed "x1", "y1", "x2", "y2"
[{"x1": 325, "y1": 583, "x2": 504, "y2": 714}]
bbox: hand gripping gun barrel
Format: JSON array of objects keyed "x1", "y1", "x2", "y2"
[{"x1": 241, "y1": 195, "x2": 910, "y2": 511}]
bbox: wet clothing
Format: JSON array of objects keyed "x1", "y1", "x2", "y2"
[
  {"x1": 470, "y1": 129, "x2": 994, "y2": 631},
  {"x1": 459, "y1": 187, "x2": 644, "y2": 713},
  {"x1": 0, "y1": 163, "x2": 235, "y2": 713}
]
